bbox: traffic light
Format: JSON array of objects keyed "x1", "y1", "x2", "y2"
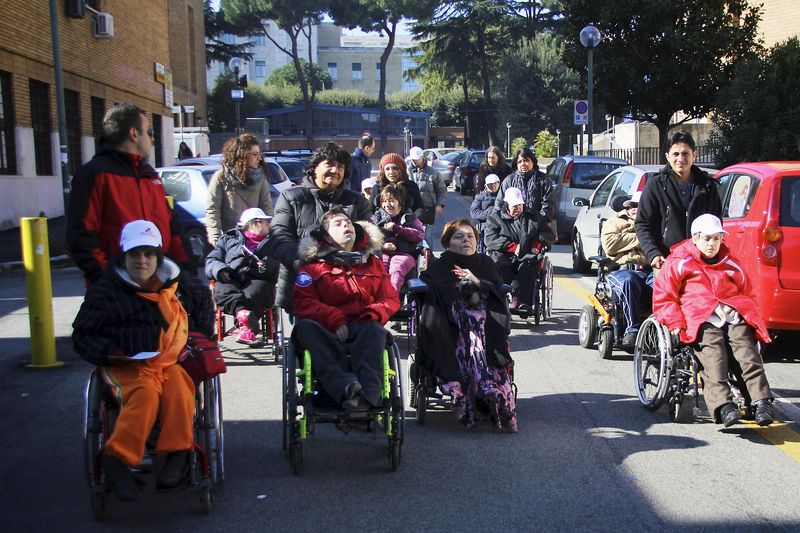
[{"x1": 239, "y1": 75, "x2": 248, "y2": 88}]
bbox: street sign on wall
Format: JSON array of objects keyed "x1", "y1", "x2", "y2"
[{"x1": 574, "y1": 100, "x2": 588, "y2": 125}]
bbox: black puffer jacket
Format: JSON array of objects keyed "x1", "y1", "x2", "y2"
[
  {"x1": 495, "y1": 168, "x2": 555, "y2": 223},
  {"x1": 484, "y1": 205, "x2": 546, "y2": 267},
  {"x1": 72, "y1": 257, "x2": 214, "y2": 367},
  {"x1": 635, "y1": 164, "x2": 722, "y2": 262},
  {"x1": 204, "y1": 228, "x2": 280, "y2": 283},
  {"x1": 268, "y1": 174, "x2": 372, "y2": 309}
]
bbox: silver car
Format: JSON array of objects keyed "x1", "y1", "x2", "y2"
[{"x1": 429, "y1": 150, "x2": 465, "y2": 186}]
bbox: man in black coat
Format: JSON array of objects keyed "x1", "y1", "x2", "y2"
[
  {"x1": 348, "y1": 134, "x2": 375, "y2": 191},
  {"x1": 268, "y1": 142, "x2": 372, "y2": 310},
  {"x1": 635, "y1": 131, "x2": 722, "y2": 269}
]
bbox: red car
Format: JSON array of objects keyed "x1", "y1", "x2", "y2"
[{"x1": 713, "y1": 162, "x2": 800, "y2": 344}]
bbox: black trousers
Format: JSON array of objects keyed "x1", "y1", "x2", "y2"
[
  {"x1": 214, "y1": 275, "x2": 274, "y2": 321},
  {"x1": 499, "y1": 259, "x2": 536, "y2": 305},
  {"x1": 292, "y1": 319, "x2": 386, "y2": 407}
]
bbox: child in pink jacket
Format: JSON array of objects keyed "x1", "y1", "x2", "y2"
[
  {"x1": 653, "y1": 214, "x2": 774, "y2": 428},
  {"x1": 371, "y1": 183, "x2": 425, "y2": 292}
]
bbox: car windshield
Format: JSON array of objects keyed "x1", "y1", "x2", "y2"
[
  {"x1": 279, "y1": 161, "x2": 306, "y2": 183},
  {"x1": 572, "y1": 163, "x2": 624, "y2": 190}
]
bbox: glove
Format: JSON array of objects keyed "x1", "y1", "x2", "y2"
[
  {"x1": 531, "y1": 241, "x2": 542, "y2": 253},
  {"x1": 506, "y1": 242, "x2": 518, "y2": 253}
]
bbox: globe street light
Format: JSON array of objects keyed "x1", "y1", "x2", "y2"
[
  {"x1": 506, "y1": 122, "x2": 512, "y2": 158},
  {"x1": 580, "y1": 26, "x2": 602, "y2": 153}
]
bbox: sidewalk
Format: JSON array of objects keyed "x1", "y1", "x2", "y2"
[{"x1": 0, "y1": 216, "x2": 74, "y2": 273}]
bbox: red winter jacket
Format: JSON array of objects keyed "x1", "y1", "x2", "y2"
[
  {"x1": 67, "y1": 146, "x2": 189, "y2": 282},
  {"x1": 293, "y1": 221, "x2": 400, "y2": 333},
  {"x1": 653, "y1": 239, "x2": 770, "y2": 344}
]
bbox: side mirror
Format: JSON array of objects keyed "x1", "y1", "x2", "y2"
[{"x1": 572, "y1": 197, "x2": 589, "y2": 207}]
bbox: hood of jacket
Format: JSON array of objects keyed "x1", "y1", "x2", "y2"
[{"x1": 298, "y1": 220, "x2": 383, "y2": 263}]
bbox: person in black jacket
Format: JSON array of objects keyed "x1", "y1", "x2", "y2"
[
  {"x1": 470, "y1": 173, "x2": 501, "y2": 223},
  {"x1": 475, "y1": 146, "x2": 512, "y2": 193},
  {"x1": 267, "y1": 142, "x2": 372, "y2": 311},
  {"x1": 485, "y1": 187, "x2": 554, "y2": 312},
  {"x1": 348, "y1": 134, "x2": 375, "y2": 191},
  {"x1": 205, "y1": 207, "x2": 280, "y2": 345},
  {"x1": 635, "y1": 131, "x2": 723, "y2": 270}
]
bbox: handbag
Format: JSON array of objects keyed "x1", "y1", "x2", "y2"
[
  {"x1": 419, "y1": 206, "x2": 436, "y2": 225},
  {"x1": 178, "y1": 332, "x2": 227, "y2": 382}
]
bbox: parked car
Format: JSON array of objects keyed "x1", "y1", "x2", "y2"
[
  {"x1": 545, "y1": 155, "x2": 628, "y2": 240},
  {"x1": 713, "y1": 162, "x2": 800, "y2": 349},
  {"x1": 570, "y1": 165, "x2": 662, "y2": 273},
  {"x1": 172, "y1": 155, "x2": 223, "y2": 166},
  {"x1": 272, "y1": 156, "x2": 307, "y2": 185},
  {"x1": 261, "y1": 149, "x2": 314, "y2": 163},
  {"x1": 452, "y1": 150, "x2": 486, "y2": 195},
  {"x1": 423, "y1": 148, "x2": 462, "y2": 164},
  {"x1": 430, "y1": 150, "x2": 464, "y2": 186}
]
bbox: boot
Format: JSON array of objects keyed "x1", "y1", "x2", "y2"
[
  {"x1": 156, "y1": 450, "x2": 189, "y2": 487},
  {"x1": 104, "y1": 455, "x2": 141, "y2": 502},
  {"x1": 754, "y1": 399, "x2": 775, "y2": 426},
  {"x1": 236, "y1": 310, "x2": 258, "y2": 345}
]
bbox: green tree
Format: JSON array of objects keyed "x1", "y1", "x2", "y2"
[
  {"x1": 511, "y1": 137, "x2": 528, "y2": 155},
  {"x1": 223, "y1": 0, "x2": 328, "y2": 148},
  {"x1": 328, "y1": 0, "x2": 438, "y2": 155},
  {"x1": 711, "y1": 38, "x2": 800, "y2": 166},
  {"x1": 559, "y1": 0, "x2": 761, "y2": 158},
  {"x1": 204, "y1": 0, "x2": 259, "y2": 67},
  {"x1": 497, "y1": 33, "x2": 579, "y2": 148},
  {"x1": 207, "y1": 73, "x2": 272, "y2": 132},
  {"x1": 534, "y1": 130, "x2": 558, "y2": 157},
  {"x1": 266, "y1": 59, "x2": 332, "y2": 91}
]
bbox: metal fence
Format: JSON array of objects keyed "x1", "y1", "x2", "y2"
[{"x1": 589, "y1": 144, "x2": 718, "y2": 168}]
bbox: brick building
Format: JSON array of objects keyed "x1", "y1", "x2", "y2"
[{"x1": 0, "y1": 0, "x2": 205, "y2": 230}]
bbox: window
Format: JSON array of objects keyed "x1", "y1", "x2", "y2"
[
  {"x1": 90, "y1": 96, "x2": 105, "y2": 153},
  {"x1": 376, "y1": 62, "x2": 381, "y2": 80},
  {"x1": 572, "y1": 163, "x2": 623, "y2": 190},
  {"x1": 780, "y1": 176, "x2": 800, "y2": 227},
  {"x1": 29, "y1": 79, "x2": 53, "y2": 176},
  {"x1": 64, "y1": 89, "x2": 82, "y2": 176},
  {"x1": 152, "y1": 114, "x2": 162, "y2": 167},
  {"x1": 255, "y1": 61, "x2": 266, "y2": 78},
  {"x1": 0, "y1": 70, "x2": 17, "y2": 175},
  {"x1": 610, "y1": 171, "x2": 636, "y2": 202},
  {"x1": 402, "y1": 52, "x2": 421, "y2": 92},
  {"x1": 254, "y1": 33, "x2": 266, "y2": 46},
  {"x1": 352, "y1": 63, "x2": 362, "y2": 80},
  {"x1": 591, "y1": 173, "x2": 617, "y2": 208},
  {"x1": 723, "y1": 174, "x2": 760, "y2": 219},
  {"x1": 161, "y1": 171, "x2": 191, "y2": 202},
  {"x1": 223, "y1": 34, "x2": 236, "y2": 45},
  {"x1": 327, "y1": 62, "x2": 337, "y2": 80}
]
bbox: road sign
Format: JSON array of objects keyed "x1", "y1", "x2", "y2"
[{"x1": 574, "y1": 100, "x2": 588, "y2": 125}]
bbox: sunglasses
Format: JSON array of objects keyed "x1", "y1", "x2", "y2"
[{"x1": 140, "y1": 128, "x2": 154, "y2": 138}]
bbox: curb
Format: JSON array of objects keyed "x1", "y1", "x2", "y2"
[{"x1": 0, "y1": 255, "x2": 75, "y2": 275}]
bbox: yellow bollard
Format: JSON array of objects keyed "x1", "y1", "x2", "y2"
[{"x1": 20, "y1": 217, "x2": 63, "y2": 368}]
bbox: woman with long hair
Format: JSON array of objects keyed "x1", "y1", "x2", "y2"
[
  {"x1": 475, "y1": 146, "x2": 512, "y2": 193},
  {"x1": 205, "y1": 133, "x2": 274, "y2": 245}
]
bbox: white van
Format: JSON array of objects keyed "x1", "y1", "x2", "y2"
[{"x1": 174, "y1": 132, "x2": 210, "y2": 161}]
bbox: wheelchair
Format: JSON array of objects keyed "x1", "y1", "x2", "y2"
[
  {"x1": 211, "y1": 279, "x2": 281, "y2": 362},
  {"x1": 578, "y1": 258, "x2": 652, "y2": 359},
  {"x1": 505, "y1": 249, "x2": 554, "y2": 325},
  {"x1": 633, "y1": 316, "x2": 752, "y2": 423},
  {"x1": 386, "y1": 242, "x2": 430, "y2": 341},
  {"x1": 83, "y1": 368, "x2": 224, "y2": 519},
  {"x1": 281, "y1": 332, "x2": 405, "y2": 474}
]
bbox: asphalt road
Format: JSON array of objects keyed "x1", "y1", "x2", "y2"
[{"x1": 2, "y1": 190, "x2": 800, "y2": 532}]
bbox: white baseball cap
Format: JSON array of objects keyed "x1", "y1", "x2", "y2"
[
  {"x1": 624, "y1": 191, "x2": 642, "y2": 208},
  {"x1": 238, "y1": 207, "x2": 272, "y2": 227},
  {"x1": 504, "y1": 187, "x2": 524, "y2": 207},
  {"x1": 361, "y1": 177, "x2": 377, "y2": 191},
  {"x1": 485, "y1": 174, "x2": 500, "y2": 185},
  {"x1": 120, "y1": 220, "x2": 162, "y2": 252},
  {"x1": 691, "y1": 213, "x2": 728, "y2": 236},
  {"x1": 409, "y1": 146, "x2": 424, "y2": 160}
]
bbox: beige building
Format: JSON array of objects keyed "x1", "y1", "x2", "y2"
[
  {"x1": 751, "y1": 0, "x2": 799, "y2": 47},
  {"x1": 0, "y1": 0, "x2": 205, "y2": 229}
]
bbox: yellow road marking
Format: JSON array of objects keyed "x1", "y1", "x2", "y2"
[{"x1": 555, "y1": 275, "x2": 800, "y2": 462}]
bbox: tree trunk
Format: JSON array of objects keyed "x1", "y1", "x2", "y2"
[
  {"x1": 476, "y1": 28, "x2": 499, "y2": 147},
  {"x1": 654, "y1": 115, "x2": 672, "y2": 165},
  {"x1": 289, "y1": 30, "x2": 314, "y2": 149},
  {"x1": 378, "y1": 24, "x2": 396, "y2": 156},
  {"x1": 461, "y1": 74, "x2": 470, "y2": 147}
]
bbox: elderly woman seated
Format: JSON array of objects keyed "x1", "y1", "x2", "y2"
[
  {"x1": 72, "y1": 220, "x2": 214, "y2": 502},
  {"x1": 416, "y1": 218, "x2": 517, "y2": 431}
]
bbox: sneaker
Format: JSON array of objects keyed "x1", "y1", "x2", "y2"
[
  {"x1": 720, "y1": 402, "x2": 741, "y2": 428},
  {"x1": 754, "y1": 399, "x2": 775, "y2": 426},
  {"x1": 104, "y1": 455, "x2": 141, "y2": 502},
  {"x1": 156, "y1": 450, "x2": 189, "y2": 487},
  {"x1": 517, "y1": 303, "x2": 531, "y2": 313},
  {"x1": 343, "y1": 381, "x2": 362, "y2": 401},
  {"x1": 236, "y1": 309, "x2": 260, "y2": 334},
  {"x1": 236, "y1": 326, "x2": 258, "y2": 345},
  {"x1": 621, "y1": 332, "x2": 638, "y2": 347},
  {"x1": 509, "y1": 296, "x2": 520, "y2": 310},
  {"x1": 342, "y1": 395, "x2": 370, "y2": 411}
]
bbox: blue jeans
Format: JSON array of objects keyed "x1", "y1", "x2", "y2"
[{"x1": 607, "y1": 269, "x2": 653, "y2": 335}]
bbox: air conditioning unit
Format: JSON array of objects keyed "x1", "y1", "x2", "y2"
[{"x1": 94, "y1": 13, "x2": 114, "y2": 38}]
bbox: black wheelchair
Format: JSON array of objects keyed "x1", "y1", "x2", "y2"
[
  {"x1": 281, "y1": 333, "x2": 405, "y2": 474},
  {"x1": 386, "y1": 243, "x2": 430, "y2": 342},
  {"x1": 211, "y1": 279, "x2": 282, "y2": 362},
  {"x1": 83, "y1": 369, "x2": 224, "y2": 519},
  {"x1": 506, "y1": 250, "x2": 554, "y2": 325},
  {"x1": 633, "y1": 316, "x2": 753, "y2": 423}
]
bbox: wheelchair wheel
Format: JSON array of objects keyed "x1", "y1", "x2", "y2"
[
  {"x1": 91, "y1": 488, "x2": 105, "y2": 521},
  {"x1": 390, "y1": 440, "x2": 401, "y2": 472},
  {"x1": 598, "y1": 328, "x2": 614, "y2": 360},
  {"x1": 202, "y1": 376, "x2": 224, "y2": 485},
  {"x1": 578, "y1": 305, "x2": 598, "y2": 349},
  {"x1": 290, "y1": 443, "x2": 303, "y2": 476},
  {"x1": 633, "y1": 316, "x2": 671, "y2": 411},
  {"x1": 84, "y1": 370, "x2": 105, "y2": 489},
  {"x1": 200, "y1": 486, "x2": 212, "y2": 515},
  {"x1": 541, "y1": 256, "x2": 553, "y2": 321},
  {"x1": 284, "y1": 339, "x2": 303, "y2": 475},
  {"x1": 416, "y1": 388, "x2": 427, "y2": 425}
]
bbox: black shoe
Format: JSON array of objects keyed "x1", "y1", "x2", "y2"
[
  {"x1": 621, "y1": 332, "x2": 638, "y2": 347},
  {"x1": 156, "y1": 450, "x2": 189, "y2": 487},
  {"x1": 754, "y1": 399, "x2": 775, "y2": 426},
  {"x1": 342, "y1": 395, "x2": 370, "y2": 411},
  {"x1": 343, "y1": 381, "x2": 362, "y2": 401},
  {"x1": 517, "y1": 303, "x2": 531, "y2": 313},
  {"x1": 720, "y1": 403, "x2": 741, "y2": 428},
  {"x1": 104, "y1": 455, "x2": 141, "y2": 502}
]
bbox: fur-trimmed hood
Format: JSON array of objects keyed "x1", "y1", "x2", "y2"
[{"x1": 298, "y1": 220, "x2": 384, "y2": 263}]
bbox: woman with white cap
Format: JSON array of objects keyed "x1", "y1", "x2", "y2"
[
  {"x1": 73, "y1": 220, "x2": 214, "y2": 502},
  {"x1": 205, "y1": 207, "x2": 280, "y2": 344},
  {"x1": 485, "y1": 187, "x2": 554, "y2": 311},
  {"x1": 470, "y1": 173, "x2": 502, "y2": 224}
]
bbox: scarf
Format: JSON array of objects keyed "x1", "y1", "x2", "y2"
[{"x1": 243, "y1": 230, "x2": 265, "y2": 253}]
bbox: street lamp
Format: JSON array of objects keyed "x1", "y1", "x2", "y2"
[
  {"x1": 195, "y1": 115, "x2": 203, "y2": 127},
  {"x1": 506, "y1": 122, "x2": 512, "y2": 158},
  {"x1": 580, "y1": 25, "x2": 602, "y2": 153},
  {"x1": 220, "y1": 121, "x2": 227, "y2": 133},
  {"x1": 404, "y1": 116, "x2": 411, "y2": 155},
  {"x1": 556, "y1": 129, "x2": 561, "y2": 157},
  {"x1": 229, "y1": 57, "x2": 245, "y2": 135}
]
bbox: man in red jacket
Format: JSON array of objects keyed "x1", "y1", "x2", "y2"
[
  {"x1": 67, "y1": 103, "x2": 192, "y2": 283},
  {"x1": 653, "y1": 214, "x2": 774, "y2": 428},
  {"x1": 292, "y1": 206, "x2": 400, "y2": 411}
]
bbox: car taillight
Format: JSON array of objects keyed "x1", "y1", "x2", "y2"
[
  {"x1": 760, "y1": 179, "x2": 782, "y2": 266},
  {"x1": 563, "y1": 161, "x2": 573, "y2": 185}
]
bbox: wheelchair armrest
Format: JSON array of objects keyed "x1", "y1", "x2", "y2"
[
  {"x1": 501, "y1": 284, "x2": 513, "y2": 296},
  {"x1": 408, "y1": 278, "x2": 429, "y2": 295},
  {"x1": 595, "y1": 257, "x2": 617, "y2": 271}
]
